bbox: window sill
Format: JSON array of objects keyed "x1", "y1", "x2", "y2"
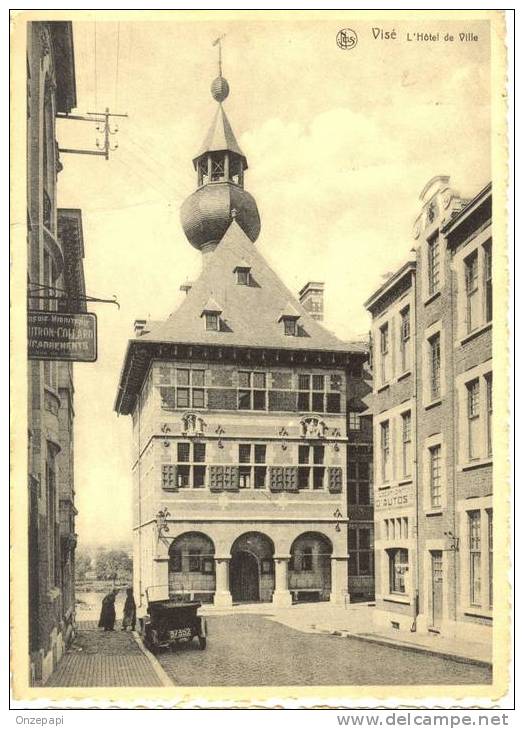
[
  {"x1": 458, "y1": 322, "x2": 492, "y2": 347},
  {"x1": 397, "y1": 370, "x2": 412, "y2": 382},
  {"x1": 377, "y1": 483, "x2": 391, "y2": 491},
  {"x1": 384, "y1": 594, "x2": 411, "y2": 605},
  {"x1": 463, "y1": 607, "x2": 493, "y2": 620},
  {"x1": 398, "y1": 477, "x2": 413, "y2": 486},
  {"x1": 376, "y1": 383, "x2": 390, "y2": 394},
  {"x1": 424, "y1": 398, "x2": 442, "y2": 411},
  {"x1": 424, "y1": 508, "x2": 444, "y2": 517},
  {"x1": 424, "y1": 290, "x2": 441, "y2": 306},
  {"x1": 459, "y1": 458, "x2": 493, "y2": 472}
]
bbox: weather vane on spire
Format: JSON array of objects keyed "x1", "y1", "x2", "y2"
[
  {"x1": 210, "y1": 35, "x2": 230, "y2": 103},
  {"x1": 212, "y1": 34, "x2": 226, "y2": 77}
]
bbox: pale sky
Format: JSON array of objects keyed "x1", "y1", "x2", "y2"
[{"x1": 56, "y1": 16, "x2": 491, "y2": 545}]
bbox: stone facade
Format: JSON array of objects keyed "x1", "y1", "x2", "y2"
[{"x1": 366, "y1": 177, "x2": 492, "y2": 643}]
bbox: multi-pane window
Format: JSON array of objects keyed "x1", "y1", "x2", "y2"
[
  {"x1": 401, "y1": 411, "x2": 412, "y2": 478},
  {"x1": 348, "y1": 528, "x2": 373, "y2": 576},
  {"x1": 465, "y1": 251, "x2": 479, "y2": 333},
  {"x1": 379, "y1": 324, "x2": 389, "y2": 385},
  {"x1": 427, "y1": 235, "x2": 440, "y2": 296},
  {"x1": 236, "y1": 268, "x2": 250, "y2": 286},
  {"x1": 205, "y1": 312, "x2": 219, "y2": 331},
  {"x1": 283, "y1": 317, "x2": 297, "y2": 336},
  {"x1": 467, "y1": 379, "x2": 480, "y2": 460},
  {"x1": 177, "y1": 441, "x2": 206, "y2": 488},
  {"x1": 238, "y1": 371, "x2": 267, "y2": 410},
  {"x1": 488, "y1": 509, "x2": 493, "y2": 608},
  {"x1": 297, "y1": 374, "x2": 340, "y2": 413},
  {"x1": 486, "y1": 374, "x2": 493, "y2": 457},
  {"x1": 429, "y1": 445, "x2": 442, "y2": 509},
  {"x1": 380, "y1": 421, "x2": 390, "y2": 483},
  {"x1": 348, "y1": 412, "x2": 361, "y2": 430},
  {"x1": 177, "y1": 369, "x2": 205, "y2": 409},
  {"x1": 429, "y1": 333, "x2": 441, "y2": 401},
  {"x1": 238, "y1": 444, "x2": 267, "y2": 489},
  {"x1": 468, "y1": 510, "x2": 482, "y2": 606},
  {"x1": 347, "y1": 460, "x2": 370, "y2": 505},
  {"x1": 400, "y1": 306, "x2": 411, "y2": 372},
  {"x1": 298, "y1": 444, "x2": 325, "y2": 490},
  {"x1": 484, "y1": 241, "x2": 492, "y2": 323},
  {"x1": 389, "y1": 548, "x2": 409, "y2": 594}
]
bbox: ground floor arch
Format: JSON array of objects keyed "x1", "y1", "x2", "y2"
[
  {"x1": 288, "y1": 532, "x2": 333, "y2": 602},
  {"x1": 168, "y1": 531, "x2": 216, "y2": 603},
  {"x1": 229, "y1": 532, "x2": 275, "y2": 603}
]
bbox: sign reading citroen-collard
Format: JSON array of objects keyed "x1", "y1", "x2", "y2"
[{"x1": 28, "y1": 311, "x2": 97, "y2": 362}]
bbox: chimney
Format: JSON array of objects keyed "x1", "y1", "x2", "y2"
[
  {"x1": 180, "y1": 281, "x2": 193, "y2": 295},
  {"x1": 298, "y1": 281, "x2": 324, "y2": 322},
  {"x1": 134, "y1": 319, "x2": 148, "y2": 337}
]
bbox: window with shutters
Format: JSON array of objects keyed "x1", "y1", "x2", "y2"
[
  {"x1": 238, "y1": 443, "x2": 267, "y2": 489},
  {"x1": 297, "y1": 444, "x2": 325, "y2": 490},
  {"x1": 176, "y1": 442, "x2": 206, "y2": 488}
]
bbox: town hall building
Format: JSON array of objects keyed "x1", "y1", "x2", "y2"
[{"x1": 114, "y1": 66, "x2": 370, "y2": 612}]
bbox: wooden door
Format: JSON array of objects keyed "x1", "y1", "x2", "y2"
[{"x1": 230, "y1": 551, "x2": 260, "y2": 602}]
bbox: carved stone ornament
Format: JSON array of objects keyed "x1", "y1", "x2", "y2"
[
  {"x1": 39, "y1": 27, "x2": 51, "y2": 58},
  {"x1": 412, "y1": 216, "x2": 421, "y2": 240},
  {"x1": 182, "y1": 412, "x2": 206, "y2": 437},
  {"x1": 427, "y1": 199, "x2": 438, "y2": 225},
  {"x1": 441, "y1": 188, "x2": 453, "y2": 210},
  {"x1": 300, "y1": 416, "x2": 328, "y2": 439}
]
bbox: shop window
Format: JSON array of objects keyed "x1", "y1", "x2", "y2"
[{"x1": 388, "y1": 548, "x2": 409, "y2": 594}]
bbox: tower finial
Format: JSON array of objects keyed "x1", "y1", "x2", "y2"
[
  {"x1": 212, "y1": 34, "x2": 226, "y2": 77},
  {"x1": 211, "y1": 35, "x2": 229, "y2": 103}
]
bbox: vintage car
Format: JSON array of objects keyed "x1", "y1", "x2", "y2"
[{"x1": 140, "y1": 589, "x2": 208, "y2": 653}]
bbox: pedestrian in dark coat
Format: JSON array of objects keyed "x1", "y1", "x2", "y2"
[
  {"x1": 98, "y1": 589, "x2": 118, "y2": 631},
  {"x1": 122, "y1": 587, "x2": 137, "y2": 631}
]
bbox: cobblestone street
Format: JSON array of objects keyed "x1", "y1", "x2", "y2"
[
  {"x1": 156, "y1": 614, "x2": 493, "y2": 686},
  {"x1": 45, "y1": 621, "x2": 163, "y2": 687}
]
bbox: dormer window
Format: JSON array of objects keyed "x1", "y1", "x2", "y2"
[
  {"x1": 205, "y1": 313, "x2": 219, "y2": 331},
  {"x1": 278, "y1": 305, "x2": 301, "y2": 336},
  {"x1": 201, "y1": 297, "x2": 223, "y2": 332},
  {"x1": 234, "y1": 260, "x2": 251, "y2": 285},
  {"x1": 283, "y1": 318, "x2": 297, "y2": 336}
]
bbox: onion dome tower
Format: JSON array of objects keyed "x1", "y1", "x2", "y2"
[{"x1": 180, "y1": 42, "x2": 261, "y2": 254}]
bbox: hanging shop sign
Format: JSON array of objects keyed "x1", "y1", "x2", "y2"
[{"x1": 28, "y1": 311, "x2": 97, "y2": 362}]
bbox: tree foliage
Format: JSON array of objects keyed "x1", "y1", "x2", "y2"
[{"x1": 95, "y1": 549, "x2": 133, "y2": 580}]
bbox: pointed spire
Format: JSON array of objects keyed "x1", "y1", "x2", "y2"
[{"x1": 193, "y1": 105, "x2": 246, "y2": 168}]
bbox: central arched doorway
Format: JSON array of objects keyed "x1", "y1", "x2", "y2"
[
  {"x1": 229, "y1": 532, "x2": 275, "y2": 603},
  {"x1": 230, "y1": 551, "x2": 259, "y2": 602}
]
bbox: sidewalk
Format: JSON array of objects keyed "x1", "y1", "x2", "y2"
[
  {"x1": 45, "y1": 620, "x2": 170, "y2": 687},
  {"x1": 201, "y1": 602, "x2": 492, "y2": 667}
]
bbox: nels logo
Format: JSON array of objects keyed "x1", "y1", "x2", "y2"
[{"x1": 336, "y1": 28, "x2": 358, "y2": 50}]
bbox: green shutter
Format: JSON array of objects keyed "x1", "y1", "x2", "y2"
[
  {"x1": 161, "y1": 464, "x2": 178, "y2": 492},
  {"x1": 269, "y1": 466, "x2": 285, "y2": 492},
  {"x1": 223, "y1": 466, "x2": 239, "y2": 491},
  {"x1": 284, "y1": 467, "x2": 298, "y2": 492}
]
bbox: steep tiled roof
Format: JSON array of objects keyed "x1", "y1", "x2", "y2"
[{"x1": 141, "y1": 221, "x2": 360, "y2": 354}]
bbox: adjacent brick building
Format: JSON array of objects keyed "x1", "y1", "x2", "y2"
[
  {"x1": 27, "y1": 22, "x2": 87, "y2": 684},
  {"x1": 115, "y1": 68, "x2": 372, "y2": 612},
  {"x1": 365, "y1": 176, "x2": 492, "y2": 643}
]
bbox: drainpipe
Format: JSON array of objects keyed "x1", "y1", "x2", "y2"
[{"x1": 410, "y1": 264, "x2": 420, "y2": 632}]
